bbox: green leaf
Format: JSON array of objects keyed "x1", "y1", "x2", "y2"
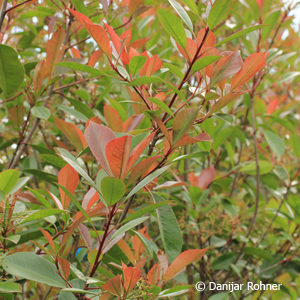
[
  {"x1": 192, "y1": 56, "x2": 220, "y2": 73},
  {"x1": 0, "y1": 45, "x2": 24, "y2": 98},
  {"x1": 31, "y1": 106, "x2": 51, "y2": 120},
  {"x1": 159, "y1": 285, "x2": 191, "y2": 298},
  {"x1": 0, "y1": 282, "x2": 22, "y2": 293},
  {"x1": 22, "y1": 209, "x2": 64, "y2": 223},
  {"x1": 41, "y1": 154, "x2": 66, "y2": 168},
  {"x1": 154, "y1": 194, "x2": 182, "y2": 263},
  {"x1": 58, "y1": 104, "x2": 88, "y2": 122},
  {"x1": 0, "y1": 169, "x2": 19, "y2": 195},
  {"x1": 216, "y1": 25, "x2": 264, "y2": 46},
  {"x1": 244, "y1": 247, "x2": 272, "y2": 261},
  {"x1": 56, "y1": 62, "x2": 103, "y2": 76},
  {"x1": 181, "y1": 0, "x2": 198, "y2": 15},
  {"x1": 2, "y1": 252, "x2": 66, "y2": 288},
  {"x1": 101, "y1": 177, "x2": 126, "y2": 205},
  {"x1": 261, "y1": 128, "x2": 285, "y2": 157},
  {"x1": 262, "y1": 10, "x2": 281, "y2": 39},
  {"x1": 111, "y1": 216, "x2": 149, "y2": 240},
  {"x1": 211, "y1": 252, "x2": 237, "y2": 270},
  {"x1": 208, "y1": 0, "x2": 231, "y2": 29},
  {"x1": 148, "y1": 97, "x2": 174, "y2": 116},
  {"x1": 157, "y1": 8, "x2": 186, "y2": 48},
  {"x1": 123, "y1": 201, "x2": 169, "y2": 224},
  {"x1": 67, "y1": 97, "x2": 94, "y2": 119},
  {"x1": 129, "y1": 56, "x2": 147, "y2": 76},
  {"x1": 126, "y1": 165, "x2": 170, "y2": 199},
  {"x1": 129, "y1": 76, "x2": 163, "y2": 86},
  {"x1": 168, "y1": 0, "x2": 193, "y2": 31},
  {"x1": 240, "y1": 161, "x2": 273, "y2": 175}
]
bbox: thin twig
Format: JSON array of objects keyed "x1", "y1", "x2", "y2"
[
  {"x1": 5, "y1": 0, "x2": 34, "y2": 14},
  {"x1": 0, "y1": 0, "x2": 8, "y2": 31}
]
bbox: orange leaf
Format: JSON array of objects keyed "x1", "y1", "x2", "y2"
[
  {"x1": 104, "y1": 104, "x2": 123, "y2": 132},
  {"x1": 164, "y1": 249, "x2": 207, "y2": 282},
  {"x1": 122, "y1": 265, "x2": 142, "y2": 292},
  {"x1": 68, "y1": 9, "x2": 111, "y2": 56},
  {"x1": 188, "y1": 165, "x2": 216, "y2": 190},
  {"x1": 69, "y1": 47, "x2": 81, "y2": 58},
  {"x1": 129, "y1": 0, "x2": 144, "y2": 15},
  {"x1": 126, "y1": 132, "x2": 155, "y2": 172},
  {"x1": 57, "y1": 257, "x2": 70, "y2": 280},
  {"x1": 88, "y1": 49, "x2": 103, "y2": 67},
  {"x1": 177, "y1": 38, "x2": 197, "y2": 63},
  {"x1": 174, "y1": 133, "x2": 210, "y2": 147},
  {"x1": 40, "y1": 228, "x2": 55, "y2": 251},
  {"x1": 55, "y1": 117, "x2": 87, "y2": 151},
  {"x1": 106, "y1": 136, "x2": 132, "y2": 179},
  {"x1": 140, "y1": 54, "x2": 162, "y2": 76},
  {"x1": 102, "y1": 275, "x2": 123, "y2": 297},
  {"x1": 58, "y1": 164, "x2": 79, "y2": 209},
  {"x1": 147, "y1": 264, "x2": 160, "y2": 285},
  {"x1": 267, "y1": 99, "x2": 279, "y2": 114},
  {"x1": 104, "y1": 23, "x2": 121, "y2": 53},
  {"x1": 231, "y1": 53, "x2": 265, "y2": 90},
  {"x1": 117, "y1": 239, "x2": 135, "y2": 265},
  {"x1": 122, "y1": 114, "x2": 144, "y2": 132}
]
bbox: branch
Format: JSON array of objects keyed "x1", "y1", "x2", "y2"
[
  {"x1": 0, "y1": 0, "x2": 8, "y2": 32},
  {"x1": 5, "y1": 0, "x2": 34, "y2": 14}
]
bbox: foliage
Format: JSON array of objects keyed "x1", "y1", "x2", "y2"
[{"x1": 0, "y1": 0, "x2": 299, "y2": 299}]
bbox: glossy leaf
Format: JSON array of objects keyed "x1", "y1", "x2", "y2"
[
  {"x1": 101, "y1": 177, "x2": 126, "y2": 205},
  {"x1": 208, "y1": 0, "x2": 231, "y2": 29},
  {"x1": 0, "y1": 169, "x2": 19, "y2": 195},
  {"x1": 168, "y1": 0, "x2": 193, "y2": 31},
  {"x1": 129, "y1": 55, "x2": 147, "y2": 76},
  {"x1": 192, "y1": 56, "x2": 220, "y2": 73}
]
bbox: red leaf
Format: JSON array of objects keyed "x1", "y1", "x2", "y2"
[
  {"x1": 188, "y1": 165, "x2": 216, "y2": 190},
  {"x1": 147, "y1": 264, "x2": 160, "y2": 285},
  {"x1": 104, "y1": 23, "x2": 121, "y2": 53},
  {"x1": 129, "y1": 0, "x2": 144, "y2": 15},
  {"x1": 69, "y1": 47, "x2": 81, "y2": 58},
  {"x1": 174, "y1": 133, "x2": 210, "y2": 147},
  {"x1": 140, "y1": 54, "x2": 162, "y2": 76},
  {"x1": 211, "y1": 51, "x2": 243, "y2": 85},
  {"x1": 82, "y1": 188, "x2": 99, "y2": 209},
  {"x1": 231, "y1": 53, "x2": 265, "y2": 90},
  {"x1": 117, "y1": 239, "x2": 135, "y2": 265},
  {"x1": 126, "y1": 132, "x2": 155, "y2": 172},
  {"x1": 177, "y1": 38, "x2": 197, "y2": 63},
  {"x1": 58, "y1": 164, "x2": 79, "y2": 209},
  {"x1": 68, "y1": 9, "x2": 111, "y2": 56},
  {"x1": 123, "y1": 265, "x2": 142, "y2": 292},
  {"x1": 55, "y1": 117, "x2": 87, "y2": 151},
  {"x1": 267, "y1": 99, "x2": 279, "y2": 114},
  {"x1": 57, "y1": 257, "x2": 70, "y2": 280},
  {"x1": 84, "y1": 122, "x2": 115, "y2": 176},
  {"x1": 88, "y1": 49, "x2": 103, "y2": 67},
  {"x1": 102, "y1": 275, "x2": 123, "y2": 297},
  {"x1": 104, "y1": 104, "x2": 123, "y2": 132},
  {"x1": 122, "y1": 114, "x2": 144, "y2": 132},
  {"x1": 164, "y1": 249, "x2": 207, "y2": 282},
  {"x1": 197, "y1": 29, "x2": 216, "y2": 48},
  {"x1": 106, "y1": 136, "x2": 132, "y2": 179},
  {"x1": 40, "y1": 228, "x2": 55, "y2": 251},
  {"x1": 78, "y1": 223, "x2": 92, "y2": 249}
]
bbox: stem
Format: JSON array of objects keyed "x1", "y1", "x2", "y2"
[{"x1": 0, "y1": 0, "x2": 8, "y2": 31}]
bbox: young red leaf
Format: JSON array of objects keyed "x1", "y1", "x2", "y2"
[
  {"x1": 174, "y1": 132, "x2": 210, "y2": 147},
  {"x1": 164, "y1": 249, "x2": 207, "y2": 282},
  {"x1": 69, "y1": 47, "x2": 81, "y2": 58},
  {"x1": 123, "y1": 265, "x2": 142, "y2": 292},
  {"x1": 210, "y1": 52, "x2": 243, "y2": 86},
  {"x1": 82, "y1": 188, "x2": 99, "y2": 209},
  {"x1": 106, "y1": 136, "x2": 132, "y2": 179},
  {"x1": 122, "y1": 114, "x2": 144, "y2": 132},
  {"x1": 68, "y1": 9, "x2": 111, "y2": 56},
  {"x1": 55, "y1": 117, "x2": 87, "y2": 151},
  {"x1": 40, "y1": 228, "x2": 55, "y2": 251},
  {"x1": 57, "y1": 257, "x2": 70, "y2": 280},
  {"x1": 88, "y1": 49, "x2": 103, "y2": 67},
  {"x1": 104, "y1": 23, "x2": 121, "y2": 53},
  {"x1": 140, "y1": 54, "x2": 162, "y2": 76},
  {"x1": 84, "y1": 122, "x2": 115, "y2": 176},
  {"x1": 267, "y1": 99, "x2": 279, "y2": 114},
  {"x1": 102, "y1": 275, "x2": 123, "y2": 297},
  {"x1": 117, "y1": 239, "x2": 135, "y2": 265},
  {"x1": 104, "y1": 104, "x2": 123, "y2": 132},
  {"x1": 188, "y1": 165, "x2": 216, "y2": 190},
  {"x1": 147, "y1": 264, "x2": 160, "y2": 285},
  {"x1": 78, "y1": 223, "x2": 92, "y2": 249},
  {"x1": 58, "y1": 164, "x2": 79, "y2": 209},
  {"x1": 231, "y1": 53, "x2": 265, "y2": 90}
]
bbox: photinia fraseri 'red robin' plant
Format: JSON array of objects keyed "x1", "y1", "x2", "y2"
[{"x1": 0, "y1": 0, "x2": 299, "y2": 299}]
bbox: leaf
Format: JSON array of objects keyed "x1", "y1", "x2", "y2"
[
  {"x1": 68, "y1": 9, "x2": 111, "y2": 56},
  {"x1": 31, "y1": 106, "x2": 51, "y2": 120},
  {"x1": 129, "y1": 56, "x2": 147, "y2": 76},
  {"x1": 56, "y1": 62, "x2": 103, "y2": 76},
  {"x1": 111, "y1": 216, "x2": 149, "y2": 240},
  {"x1": 106, "y1": 136, "x2": 132, "y2": 179},
  {"x1": 0, "y1": 169, "x2": 19, "y2": 195},
  {"x1": 262, "y1": 10, "x2": 281, "y2": 39},
  {"x1": 168, "y1": 0, "x2": 193, "y2": 31},
  {"x1": 123, "y1": 201, "x2": 169, "y2": 223},
  {"x1": 164, "y1": 249, "x2": 207, "y2": 282},
  {"x1": 0, "y1": 282, "x2": 22, "y2": 293},
  {"x1": 231, "y1": 53, "x2": 265, "y2": 90},
  {"x1": 216, "y1": 25, "x2": 264, "y2": 46},
  {"x1": 126, "y1": 165, "x2": 170, "y2": 199},
  {"x1": 148, "y1": 97, "x2": 174, "y2": 116},
  {"x1": 157, "y1": 8, "x2": 186, "y2": 48},
  {"x1": 154, "y1": 194, "x2": 183, "y2": 263},
  {"x1": 173, "y1": 108, "x2": 199, "y2": 144},
  {"x1": 240, "y1": 160, "x2": 273, "y2": 175},
  {"x1": 84, "y1": 122, "x2": 115, "y2": 176},
  {"x1": 244, "y1": 247, "x2": 272, "y2": 261},
  {"x1": 211, "y1": 252, "x2": 237, "y2": 270},
  {"x1": 159, "y1": 285, "x2": 191, "y2": 298},
  {"x1": 101, "y1": 177, "x2": 126, "y2": 205},
  {"x1": 210, "y1": 52, "x2": 243, "y2": 85},
  {"x1": 22, "y1": 209, "x2": 63, "y2": 223},
  {"x1": 2, "y1": 252, "x2": 66, "y2": 288},
  {"x1": 192, "y1": 56, "x2": 220, "y2": 73},
  {"x1": 208, "y1": 0, "x2": 231, "y2": 29},
  {"x1": 104, "y1": 104, "x2": 123, "y2": 132},
  {"x1": 189, "y1": 165, "x2": 216, "y2": 189},
  {"x1": 40, "y1": 228, "x2": 55, "y2": 251},
  {"x1": 0, "y1": 45, "x2": 25, "y2": 98},
  {"x1": 58, "y1": 164, "x2": 79, "y2": 209},
  {"x1": 55, "y1": 117, "x2": 87, "y2": 151},
  {"x1": 123, "y1": 265, "x2": 142, "y2": 292},
  {"x1": 261, "y1": 128, "x2": 285, "y2": 158},
  {"x1": 129, "y1": 76, "x2": 163, "y2": 86},
  {"x1": 140, "y1": 55, "x2": 162, "y2": 77}
]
